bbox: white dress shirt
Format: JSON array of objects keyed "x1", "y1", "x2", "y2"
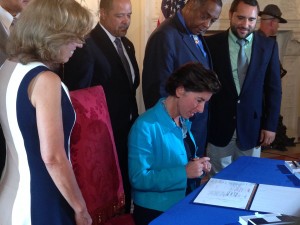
[{"x1": 0, "y1": 6, "x2": 18, "y2": 35}]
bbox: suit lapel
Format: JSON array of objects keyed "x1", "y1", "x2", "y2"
[
  {"x1": 173, "y1": 15, "x2": 204, "y2": 62},
  {"x1": 240, "y1": 33, "x2": 264, "y2": 95},
  {"x1": 0, "y1": 24, "x2": 8, "y2": 65},
  {"x1": 182, "y1": 35, "x2": 204, "y2": 62},
  {"x1": 91, "y1": 25, "x2": 121, "y2": 65},
  {"x1": 220, "y1": 31, "x2": 239, "y2": 97},
  {"x1": 0, "y1": 23, "x2": 8, "y2": 49},
  {"x1": 91, "y1": 25, "x2": 135, "y2": 89},
  {"x1": 200, "y1": 35, "x2": 213, "y2": 70},
  {"x1": 121, "y1": 37, "x2": 140, "y2": 89}
]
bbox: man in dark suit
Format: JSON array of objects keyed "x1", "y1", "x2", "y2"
[
  {"x1": 205, "y1": 0, "x2": 282, "y2": 175},
  {"x1": 142, "y1": 0, "x2": 222, "y2": 156},
  {"x1": 0, "y1": 0, "x2": 29, "y2": 179},
  {"x1": 0, "y1": 0, "x2": 28, "y2": 65},
  {"x1": 63, "y1": 0, "x2": 139, "y2": 212}
]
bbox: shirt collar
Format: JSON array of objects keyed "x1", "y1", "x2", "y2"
[
  {"x1": 99, "y1": 22, "x2": 119, "y2": 44},
  {"x1": 158, "y1": 98, "x2": 192, "y2": 132},
  {"x1": 229, "y1": 29, "x2": 253, "y2": 45},
  {"x1": 0, "y1": 6, "x2": 17, "y2": 33}
]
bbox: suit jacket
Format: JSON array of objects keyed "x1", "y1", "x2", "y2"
[
  {"x1": 63, "y1": 24, "x2": 140, "y2": 162},
  {"x1": 142, "y1": 13, "x2": 213, "y2": 155},
  {"x1": 0, "y1": 23, "x2": 8, "y2": 66},
  {"x1": 205, "y1": 30, "x2": 282, "y2": 150},
  {"x1": 0, "y1": 23, "x2": 8, "y2": 178}
]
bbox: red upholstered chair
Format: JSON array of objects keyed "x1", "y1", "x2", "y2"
[{"x1": 69, "y1": 86, "x2": 135, "y2": 225}]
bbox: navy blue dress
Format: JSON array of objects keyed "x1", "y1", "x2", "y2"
[{"x1": 0, "y1": 61, "x2": 76, "y2": 225}]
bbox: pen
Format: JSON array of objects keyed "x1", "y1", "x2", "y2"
[{"x1": 292, "y1": 161, "x2": 299, "y2": 168}]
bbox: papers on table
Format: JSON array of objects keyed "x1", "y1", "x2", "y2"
[
  {"x1": 193, "y1": 178, "x2": 300, "y2": 216},
  {"x1": 193, "y1": 178, "x2": 257, "y2": 209}
]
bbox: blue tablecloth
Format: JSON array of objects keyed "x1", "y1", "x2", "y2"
[{"x1": 149, "y1": 156, "x2": 300, "y2": 225}]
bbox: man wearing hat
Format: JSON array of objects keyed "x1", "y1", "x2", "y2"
[
  {"x1": 258, "y1": 4, "x2": 287, "y2": 78},
  {"x1": 258, "y1": 4, "x2": 287, "y2": 38},
  {"x1": 258, "y1": 4, "x2": 295, "y2": 151}
]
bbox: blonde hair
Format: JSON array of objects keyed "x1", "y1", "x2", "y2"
[{"x1": 7, "y1": 0, "x2": 94, "y2": 64}]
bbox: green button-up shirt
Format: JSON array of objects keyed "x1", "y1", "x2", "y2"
[{"x1": 228, "y1": 29, "x2": 253, "y2": 94}]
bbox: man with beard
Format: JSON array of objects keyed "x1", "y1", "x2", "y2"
[
  {"x1": 63, "y1": 0, "x2": 139, "y2": 213},
  {"x1": 0, "y1": 0, "x2": 30, "y2": 179},
  {"x1": 143, "y1": 0, "x2": 222, "y2": 159},
  {"x1": 205, "y1": 0, "x2": 281, "y2": 175}
]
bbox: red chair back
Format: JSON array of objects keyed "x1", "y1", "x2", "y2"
[{"x1": 70, "y1": 86, "x2": 126, "y2": 225}]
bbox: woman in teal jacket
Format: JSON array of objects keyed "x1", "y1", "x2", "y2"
[{"x1": 128, "y1": 62, "x2": 221, "y2": 225}]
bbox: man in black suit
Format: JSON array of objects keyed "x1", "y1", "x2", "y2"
[{"x1": 63, "y1": 0, "x2": 139, "y2": 213}]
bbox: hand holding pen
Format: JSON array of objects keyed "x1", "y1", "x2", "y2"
[
  {"x1": 186, "y1": 157, "x2": 210, "y2": 179},
  {"x1": 202, "y1": 159, "x2": 212, "y2": 173}
]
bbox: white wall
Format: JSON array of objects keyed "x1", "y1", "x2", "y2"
[{"x1": 127, "y1": 0, "x2": 145, "y2": 113}]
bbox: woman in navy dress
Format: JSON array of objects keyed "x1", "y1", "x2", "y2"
[{"x1": 0, "y1": 0, "x2": 93, "y2": 224}]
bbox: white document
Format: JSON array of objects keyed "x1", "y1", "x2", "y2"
[
  {"x1": 250, "y1": 184, "x2": 300, "y2": 216},
  {"x1": 194, "y1": 178, "x2": 300, "y2": 216},
  {"x1": 193, "y1": 178, "x2": 257, "y2": 209}
]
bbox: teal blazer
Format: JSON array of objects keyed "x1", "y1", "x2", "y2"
[{"x1": 128, "y1": 98, "x2": 192, "y2": 212}]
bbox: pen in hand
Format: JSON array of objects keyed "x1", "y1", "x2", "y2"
[
  {"x1": 192, "y1": 157, "x2": 211, "y2": 173},
  {"x1": 186, "y1": 157, "x2": 210, "y2": 178},
  {"x1": 292, "y1": 161, "x2": 300, "y2": 168}
]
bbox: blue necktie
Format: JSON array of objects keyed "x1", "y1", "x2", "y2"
[{"x1": 193, "y1": 35, "x2": 207, "y2": 58}]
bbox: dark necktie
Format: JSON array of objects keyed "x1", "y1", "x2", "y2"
[
  {"x1": 236, "y1": 39, "x2": 248, "y2": 88},
  {"x1": 114, "y1": 38, "x2": 133, "y2": 88}
]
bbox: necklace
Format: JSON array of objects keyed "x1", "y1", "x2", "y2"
[
  {"x1": 162, "y1": 99, "x2": 187, "y2": 138},
  {"x1": 179, "y1": 117, "x2": 188, "y2": 139}
]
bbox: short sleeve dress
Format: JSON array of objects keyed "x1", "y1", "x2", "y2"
[{"x1": 0, "y1": 61, "x2": 76, "y2": 225}]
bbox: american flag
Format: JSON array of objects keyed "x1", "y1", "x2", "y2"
[{"x1": 158, "y1": 0, "x2": 186, "y2": 25}]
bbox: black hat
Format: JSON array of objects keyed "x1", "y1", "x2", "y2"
[{"x1": 259, "y1": 4, "x2": 287, "y2": 23}]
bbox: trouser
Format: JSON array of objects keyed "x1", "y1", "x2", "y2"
[
  {"x1": 133, "y1": 203, "x2": 163, "y2": 225},
  {"x1": 207, "y1": 131, "x2": 261, "y2": 176}
]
